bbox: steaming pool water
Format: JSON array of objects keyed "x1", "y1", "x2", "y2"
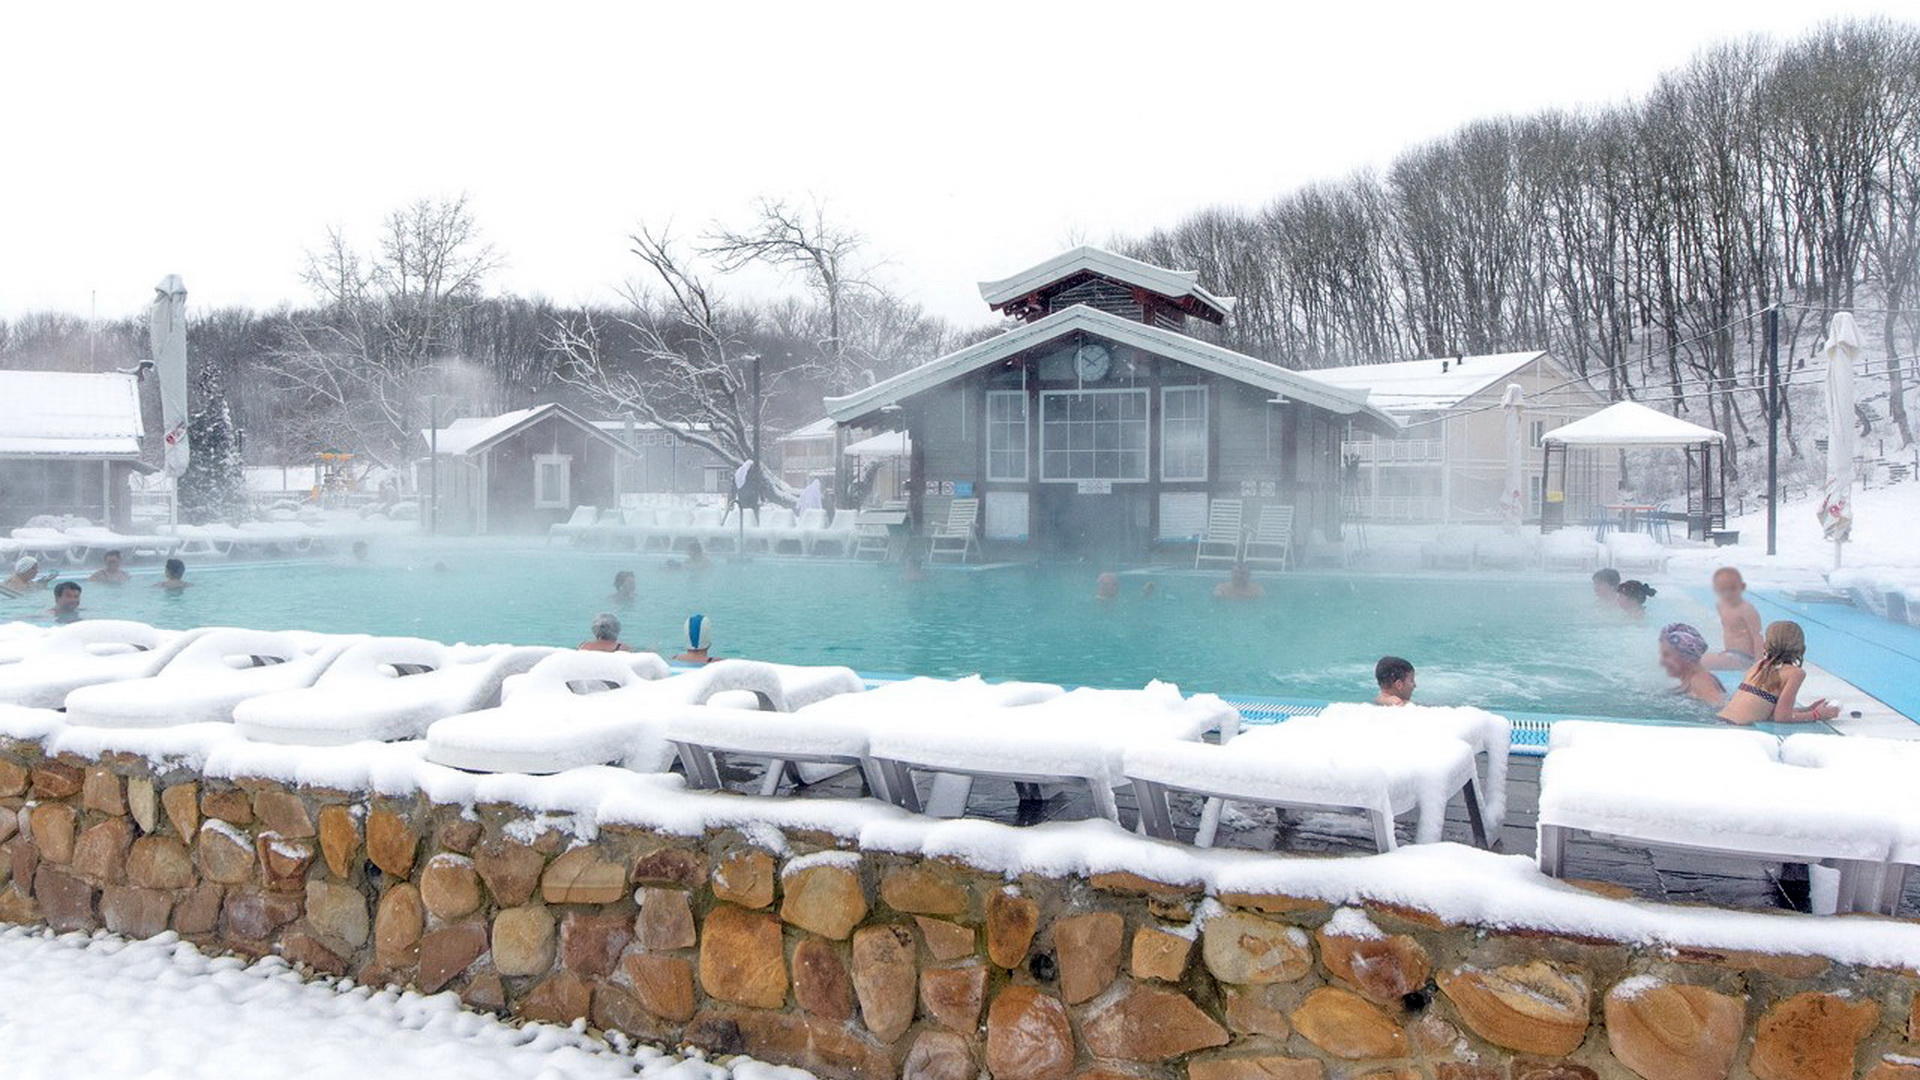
[{"x1": 33, "y1": 545, "x2": 1732, "y2": 724}]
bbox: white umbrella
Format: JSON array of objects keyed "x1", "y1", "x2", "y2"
[
  {"x1": 1497, "y1": 383, "x2": 1526, "y2": 530},
  {"x1": 148, "y1": 274, "x2": 191, "y2": 478},
  {"x1": 1818, "y1": 312, "x2": 1860, "y2": 569}
]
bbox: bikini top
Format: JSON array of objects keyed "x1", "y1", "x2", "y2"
[{"x1": 1736, "y1": 681, "x2": 1780, "y2": 705}]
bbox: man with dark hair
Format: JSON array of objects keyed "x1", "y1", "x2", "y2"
[
  {"x1": 1373, "y1": 655, "x2": 1415, "y2": 707},
  {"x1": 47, "y1": 581, "x2": 82, "y2": 623},
  {"x1": 1591, "y1": 567, "x2": 1622, "y2": 606},
  {"x1": 89, "y1": 550, "x2": 130, "y2": 584},
  {"x1": 156, "y1": 558, "x2": 191, "y2": 591}
]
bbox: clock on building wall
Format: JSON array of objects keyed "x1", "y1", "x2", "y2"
[{"x1": 1074, "y1": 342, "x2": 1112, "y2": 382}]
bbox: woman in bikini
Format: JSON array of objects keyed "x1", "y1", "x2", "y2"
[{"x1": 1716, "y1": 620, "x2": 1840, "y2": 725}]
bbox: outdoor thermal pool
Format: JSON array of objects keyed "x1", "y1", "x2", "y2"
[{"x1": 25, "y1": 546, "x2": 1740, "y2": 724}]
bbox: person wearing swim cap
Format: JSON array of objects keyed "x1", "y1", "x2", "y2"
[
  {"x1": 1657, "y1": 622, "x2": 1724, "y2": 706},
  {"x1": 674, "y1": 613, "x2": 716, "y2": 665},
  {"x1": 2, "y1": 555, "x2": 46, "y2": 598}
]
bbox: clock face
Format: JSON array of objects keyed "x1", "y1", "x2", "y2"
[{"x1": 1075, "y1": 343, "x2": 1112, "y2": 382}]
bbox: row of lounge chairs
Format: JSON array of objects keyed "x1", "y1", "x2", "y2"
[
  {"x1": 0, "y1": 620, "x2": 1508, "y2": 852},
  {"x1": 1536, "y1": 721, "x2": 1919, "y2": 915},
  {"x1": 3, "y1": 517, "x2": 370, "y2": 564},
  {"x1": 1420, "y1": 528, "x2": 1670, "y2": 574},
  {"x1": 549, "y1": 506, "x2": 861, "y2": 556}
]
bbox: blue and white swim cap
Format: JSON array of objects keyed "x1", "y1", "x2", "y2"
[{"x1": 686, "y1": 614, "x2": 711, "y2": 650}]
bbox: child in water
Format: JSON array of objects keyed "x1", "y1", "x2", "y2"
[
  {"x1": 1702, "y1": 567, "x2": 1764, "y2": 670},
  {"x1": 1716, "y1": 620, "x2": 1840, "y2": 724},
  {"x1": 1614, "y1": 579, "x2": 1656, "y2": 619}
]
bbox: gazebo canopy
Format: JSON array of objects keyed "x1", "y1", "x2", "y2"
[{"x1": 1544, "y1": 401, "x2": 1724, "y2": 448}]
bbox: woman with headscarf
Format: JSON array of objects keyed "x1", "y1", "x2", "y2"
[{"x1": 1656, "y1": 622, "x2": 1724, "y2": 706}]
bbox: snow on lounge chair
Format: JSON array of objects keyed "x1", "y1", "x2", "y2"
[
  {"x1": 1603, "y1": 531, "x2": 1668, "y2": 574},
  {"x1": 1540, "y1": 529, "x2": 1601, "y2": 572},
  {"x1": 0, "y1": 621, "x2": 206, "y2": 709},
  {"x1": 63, "y1": 628, "x2": 359, "y2": 728},
  {"x1": 611, "y1": 508, "x2": 658, "y2": 550},
  {"x1": 158, "y1": 524, "x2": 236, "y2": 558},
  {"x1": 1422, "y1": 528, "x2": 1478, "y2": 570},
  {"x1": 750, "y1": 507, "x2": 805, "y2": 555},
  {"x1": 9, "y1": 527, "x2": 85, "y2": 564},
  {"x1": 805, "y1": 509, "x2": 858, "y2": 556},
  {"x1": 1536, "y1": 732, "x2": 1895, "y2": 914},
  {"x1": 424, "y1": 655, "x2": 861, "y2": 775},
  {"x1": 864, "y1": 681, "x2": 1237, "y2": 823},
  {"x1": 1781, "y1": 734, "x2": 1920, "y2": 914},
  {"x1": 1281, "y1": 703, "x2": 1515, "y2": 829},
  {"x1": 233, "y1": 638, "x2": 559, "y2": 745},
  {"x1": 1126, "y1": 723, "x2": 1487, "y2": 852},
  {"x1": 62, "y1": 525, "x2": 180, "y2": 560},
  {"x1": 645, "y1": 507, "x2": 694, "y2": 552},
  {"x1": 547, "y1": 506, "x2": 600, "y2": 544},
  {"x1": 668, "y1": 675, "x2": 1064, "y2": 798}
]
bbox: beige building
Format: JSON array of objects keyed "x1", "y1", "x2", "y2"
[{"x1": 1311, "y1": 350, "x2": 1609, "y2": 523}]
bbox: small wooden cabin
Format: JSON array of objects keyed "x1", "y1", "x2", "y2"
[
  {"x1": 420, "y1": 404, "x2": 637, "y2": 535},
  {"x1": 0, "y1": 369, "x2": 157, "y2": 531}
]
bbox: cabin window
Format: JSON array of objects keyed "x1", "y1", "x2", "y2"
[
  {"x1": 1160, "y1": 386, "x2": 1208, "y2": 481},
  {"x1": 985, "y1": 390, "x2": 1028, "y2": 481},
  {"x1": 1038, "y1": 389, "x2": 1148, "y2": 482},
  {"x1": 1530, "y1": 419, "x2": 1548, "y2": 446},
  {"x1": 533, "y1": 454, "x2": 572, "y2": 509}
]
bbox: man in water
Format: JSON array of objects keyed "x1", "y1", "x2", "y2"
[
  {"x1": 610, "y1": 570, "x2": 637, "y2": 604},
  {"x1": 155, "y1": 558, "x2": 191, "y2": 591},
  {"x1": 1095, "y1": 573, "x2": 1119, "y2": 601},
  {"x1": 89, "y1": 550, "x2": 130, "y2": 584},
  {"x1": 1373, "y1": 656, "x2": 1416, "y2": 706},
  {"x1": 1212, "y1": 563, "x2": 1264, "y2": 600},
  {"x1": 579, "y1": 612, "x2": 632, "y2": 653},
  {"x1": 1657, "y1": 622, "x2": 1725, "y2": 706},
  {"x1": 674, "y1": 613, "x2": 716, "y2": 665},
  {"x1": 46, "y1": 581, "x2": 82, "y2": 624},
  {"x1": 2, "y1": 556, "x2": 44, "y2": 597},
  {"x1": 1591, "y1": 568, "x2": 1621, "y2": 607},
  {"x1": 351, "y1": 540, "x2": 370, "y2": 563}
]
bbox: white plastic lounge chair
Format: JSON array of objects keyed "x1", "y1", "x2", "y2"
[
  {"x1": 548, "y1": 506, "x2": 600, "y2": 545},
  {"x1": 233, "y1": 638, "x2": 559, "y2": 745},
  {"x1": 1535, "y1": 741, "x2": 1893, "y2": 914},
  {"x1": 1541, "y1": 529, "x2": 1601, "y2": 572},
  {"x1": 161, "y1": 524, "x2": 236, "y2": 558},
  {"x1": 668, "y1": 675, "x2": 1064, "y2": 798},
  {"x1": 804, "y1": 509, "x2": 858, "y2": 557},
  {"x1": 425, "y1": 655, "x2": 861, "y2": 775},
  {"x1": 63, "y1": 525, "x2": 180, "y2": 560},
  {"x1": 1474, "y1": 534, "x2": 1532, "y2": 570},
  {"x1": 1781, "y1": 734, "x2": 1920, "y2": 914},
  {"x1": 642, "y1": 507, "x2": 692, "y2": 552},
  {"x1": 851, "y1": 510, "x2": 898, "y2": 561},
  {"x1": 1282, "y1": 703, "x2": 1515, "y2": 829},
  {"x1": 9, "y1": 527, "x2": 85, "y2": 565},
  {"x1": 581, "y1": 509, "x2": 631, "y2": 548},
  {"x1": 1126, "y1": 723, "x2": 1486, "y2": 852},
  {"x1": 865, "y1": 682, "x2": 1238, "y2": 823},
  {"x1": 611, "y1": 508, "x2": 658, "y2": 550},
  {"x1": 0, "y1": 621, "x2": 206, "y2": 709},
  {"x1": 1548, "y1": 718, "x2": 1780, "y2": 761},
  {"x1": 1603, "y1": 531, "x2": 1668, "y2": 574},
  {"x1": 63, "y1": 628, "x2": 360, "y2": 728},
  {"x1": 236, "y1": 520, "x2": 321, "y2": 554},
  {"x1": 751, "y1": 507, "x2": 805, "y2": 554},
  {"x1": 1423, "y1": 528, "x2": 1477, "y2": 570},
  {"x1": 1242, "y1": 505, "x2": 1295, "y2": 570},
  {"x1": 1193, "y1": 499, "x2": 1244, "y2": 568},
  {"x1": 927, "y1": 499, "x2": 980, "y2": 564}
]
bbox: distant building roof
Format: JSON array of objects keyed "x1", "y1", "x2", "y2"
[
  {"x1": 423, "y1": 403, "x2": 635, "y2": 459},
  {"x1": 977, "y1": 246, "x2": 1237, "y2": 321},
  {"x1": 1305, "y1": 351, "x2": 1553, "y2": 416},
  {"x1": 778, "y1": 417, "x2": 836, "y2": 443},
  {"x1": 0, "y1": 369, "x2": 146, "y2": 458}
]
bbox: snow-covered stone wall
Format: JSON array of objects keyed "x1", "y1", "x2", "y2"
[{"x1": 2, "y1": 735, "x2": 1918, "y2": 1080}]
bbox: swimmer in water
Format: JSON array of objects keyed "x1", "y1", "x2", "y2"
[
  {"x1": 1212, "y1": 563, "x2": 1264, "y2": 600},
  {"x1": 1591, "y1": 567, "x2": 1621, "y2": 608},
  {"x1": 673, "y1": 613, "x2": 716, "y2": 665},
  {"x1": 1615, "y1": 580, "x2": 1655, "y2": 619},
  {"x1": 2, "y1": 556, "x2": 44, "y2": 597},
  {"x1": 46, "y1": 581, "x2": 82, "y2": 624},
  {"x1": 1717, "y1": 620, "x2": 1840, "y2": 725},
  {"x1": 1095, "y1": 573, "x2": 1119, "y2": 601},
  {"x1": 155, "y1": 557, "x2": 191, "y2": 591},
  {"x1": 1373, "y1": 655, "x2": 1416, "y2": 707},
  {"x1": 610, "y1": 570, "x2": 637, "y2": 604},
  {"x1": 579, "y1": 612, "x2": 633, "y2": 653},
  {"x1": 89, "y1": 550, "x2": 130, "y2": 584},
  {"x1": 1657, "y1": 622, "x2": 1725, "y2": 706}
]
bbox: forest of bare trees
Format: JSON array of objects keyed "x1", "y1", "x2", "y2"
[{"x1": 1119, "y1": 19, "x2": 1920, "y2": 482}]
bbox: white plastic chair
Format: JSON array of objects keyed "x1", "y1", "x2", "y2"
[
  {"x1": 547, "y1": 506, "x2": 600, "y2": 544},
  {"x1": 1193, "y1": 499, "x2": 1243, "y2": 568},
  {"x1": 927, "y1": 498, "x2": 980, "y2": 564},
  {"x1": 63, "y1": 629, "x2": 360, "y2": 728},
  {"x1": 1242, "y1": 505, "x2": 1294, "y2": 570}
]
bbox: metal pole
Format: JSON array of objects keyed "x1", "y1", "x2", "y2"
[
  {"x1": 1765, "y1": 306, "x2": 1779, "y2": 556},
  {"x1": 428, "y1": 393, "x2": 439, "y2": 536}
]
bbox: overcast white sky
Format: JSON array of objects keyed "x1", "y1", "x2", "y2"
[{"x1": 0, "y1": 0, "x2": 1902, "y2": 329}]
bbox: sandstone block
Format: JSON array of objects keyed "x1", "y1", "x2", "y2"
[
  {"x1": 781, "y1": 862, "x2": 868, "y2": 941},
  {"x1": 985, "y1": 986, "x2": 1074, "y2": 1080},
  {"x1": 592, "y1": 985, "x2": 670, "y2": 1041},
  {"x1": 172, "y1": 883, "x2": 223, "y2": 935},
  {"x1": 100, "y1": 884, "x2": 171, "y2": 938},
  {"x1": 374, "y1": 882, "x2": 426, "y2": 967},
  {"x1": 1084, "y1": 985, "x2": 1230, "y2": 1061},
  {"x1": 559, "y1": 910, "x2": 632, "y2": 977},
  {"x1": 304, "y1": 880, "x2": 370, "y2": 950},
  {"x1": 1437, "y1": 961, "x2": 1590, "y2": 1057},
  {"x1": 0, "y1": 758, "x2": 26, "y2": 797},
  {"x1": 222, "y1": 889, "x2": 302, "y2": 941},
  {"x1": 474, "y1": 838, "x2": 544, "y2": 906},
  {"x1": 1603, "y1": 980, "x2": 1744, "y2": 1080},
  {"x1": 1225, "y1": 986, "x2": 1294, "y2": 1038},
  {"x1": 1751, "y1": 991, "x2": 1878, "y2": 1080},
  {"x1": 1203, "y1": 912, "x2": 1313, "y2": 985},
  {"x1": 1289, "y1": 986, "x2": 1405, "y2": 1060},
  {"x1": 916, "y1": 916, "x2": 976, "y2": 962},
  {"x1": 201, "y1": 787, "x2": 253, "y2": 825},
  {"x1": 1866, "y1": 1064, "x2": 1920, "y2": 1080},
  {"x1": 1316, "y1": 922, "x2": 1431, "y2": 1004},
  {"x1": 281, "y1": 930, "x2": 350, "y2": 976},
  {"x1": 903, "y1": 1030, "x2": 974, "y2": 1080},
  {"x1": 72, "y1": 816, "x2": 134, "y2": 882},
  {"x1": 0, "y1": 884, "x2": 38, "y2": 923},
  {"x1": 252, "y1": 790, "x2": 314, "y2": 838},
  {"x1": 630, "y1": 846, "x2": 705, "y2": 889},
  {"x1": 793, "y1": 937, "x2": 855, "y2": 1021},
  {"x1": 1187, "y1": 1056, "x2": 1326, "y2": 1080},
  {"x1": 624, "y1": 952, "x2": 697, "y2": 1022},
  {"x1": 365, "y1": 809, "x2": 417, "y2": 878},
  {"x1": 541, "y1": 846, "x2": 626, "y2": 905},
  {"x1": 700, "y1": 904, "x2": 787, "y2": 1009},
  {"x1": 1132, "y1": 925, "x2": 1194, "y2": 982},
  {"x1": 195, "y1": 821, "x2": 256, "y2": 885},
  {"x1": 462, "y1": 971, "x2": 507, "y2": 1011},
  {"x1": 127, "y1": 835, "x2": 193, "y2": 890},
  {"x1": 82, "y1": 765, "x2": 125, "y2": 815},
  {"x1": 31, "y1": 762, "x2": 82, "y2": 799},
  {"x1": 435, "y1": 818, "x2": 482, "y2": 855},
  {"x1": 161, "y1": 782, "x2": 199, "y2": 838},
  {"x1": 881, "y1": 864, "x2": 969, "y2": 916},
  {"x1": 127, "y1": 776, "x2": 157, "y2": 833},
  {"x1": 985, "y1": 890, "x2": 1039, "y2": 969},
  {"x1": 920, "y1": 964, "x2": 986, "y2": 1031},
  {"x1": 256, "y1": 833, "x2": 315, "y2": 892},
  {"x1": 1053, "y1": 911, "x2": 1124, "y2": 1004},
  {"x1": 852, "y1": 922, "x2": 918, "y2": 1042},
  {"x1": 416, "y1": 920, "x2": 488, "y2": 993},
  {"x1": 492, "y1": 904, "x2": 557, "y2": 977},
  {"x1": 636, "y1": 886, "x2": 697, "y2": 950},
  {"x1": 712, "y1": 847, "x2": 776, "y2": 909},
  {"x1": 518, "y1": 970, "x2": 594, "y2": 1025},
  {"x1": 29, "y1": 802, "x2": 77, "y2": 864},
  {"x1": 316, "y1": 804, "x2": 360, "y2": 878},
  {"x1": 420, "y1": 853, "x2": 483, "y2": 919}
]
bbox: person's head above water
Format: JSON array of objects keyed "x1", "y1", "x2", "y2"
[
  {"x1": 13, "y1": 555, "x2": 38, "y2": 579},
  {"x1": 1658, "y1": 622, "x2": 1708, "y2": 675},
  {"x1": 1375, "y1": 655, "x2": 1416, "y2": 703},
  {"x1": 164, "y1": 558, "x2": 185, "y2": 580},
  {"x1": 1591, "y1": 567, "x2": 1621, "y2": 598},
  {"x1": 1712, "y1": 566, "x2": 1746, "y2": 600},
  {"x1": 590, "y1": 612, "x2": 622, "y2": 643},
  {"x1": 1095, "y1": 573, "x2": 1119, "y2": 600},
  {"x1": 613, "y1": 570, "x2": 636, "y2": 596},
  {"x1": 1760, "y1": 620, "x2": 1808, "y2": 667},
  {"x1": 50, "y1": 581, "x2": 81, "y2": 610},
  {"x1": 351, "y1": 541, "x2": 369, "y2": 561},
  {"x1": 683, "y1": 613, "x2": 712, "y2": 656},
  {"x1": 1616, "y1": 580, "x2": 1656, "y2": 608},
  {"x1": 102, "y1": 550, "x2": 122, "y2": 570}
]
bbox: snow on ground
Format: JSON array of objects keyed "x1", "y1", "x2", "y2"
[
  {"x1": 0, "y1": 925, "x2": 810, "y2": 1080},
  {"x1": 1667, "y1": 481, "x2": 1920, "y2": 591}
]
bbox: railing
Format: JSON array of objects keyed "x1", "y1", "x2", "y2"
[
  {"x1": 1342, "y1": 438, "x2": 1444, "y2": 464},
  {"x1": 1346, "y1": 495, "x2": 1444, "y2": 522}
]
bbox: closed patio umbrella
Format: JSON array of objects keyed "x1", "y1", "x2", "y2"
[
  {"x1": 148, "y1": 274, "x2": 191, "y2": 478},
  {"x1": 1497, "y1": 383, "x2": 1525, "y2": 530},
  {"x1": 1818, "y1": 313, "x2": 1860, "y2": 569}
]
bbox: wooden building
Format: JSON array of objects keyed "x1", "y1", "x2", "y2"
[
  {"x1": 420, "y1": 404, "x2": 634, "y2": 534},
  {"x1": 824, "y1": 247, "x2": 1397, "y2": 559},
  {"x1": 0, "y1": 369, "x2": 158, "y2": 530}
]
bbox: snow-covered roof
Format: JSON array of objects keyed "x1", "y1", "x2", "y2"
[
  {"x1": 423, "y1": 403, "x2": 635, "y2": 458},
  {"x1": 844, "y1": 431, "x2": 909, "y2": 458},
  {"x1": 978, "y1": 246, "x2": 1237, "y2": 319},
  {"x1": 1306, "y1": 351, "x2": 1557, "y2": 416},
  {"x1": 777, "y1": 417, "x2": 836, "y2": 443},
  {"x1": 0, "y1": 370, "x2": 146, "y2": 458},
  {"x1": 1545, "y1": 401, "x2": 1724, "y2": 448},
  {"x1": 824, "y1": 305, "x2": 1396, "y2": 431}
]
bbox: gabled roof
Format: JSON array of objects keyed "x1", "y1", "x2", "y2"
[
  {"x1": 422, "y1": 403, "x2": 637, "y2": 458},
  {"x1": 1544, "y1": 401, "x2": 1724, "y2": 448},
  {"x1": 0, "y1": 370, "x2": 146, "y2": 458},
  {"x1": 823, "y1": 305, "x2": 1396, "y2": 431},
  {"x1": 776, "y1": 417, "x2": 836, "y2": 443},
  {"x1": 1305, "y1": 351, "x2": 1556, "y2": 416},
  {"x1": 977, "y1": 246, "x2": 1237, "y2": 320}
]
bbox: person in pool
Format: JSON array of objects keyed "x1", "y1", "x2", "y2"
[
  {"x1": 579, "y1": 612, "x2": 633, "y2": 653},
  {"x1": 1591, "y1": 568, "x2": 1622, "y2": 607},
  {"x1": 1702, "y1": 567, "x2": 1763, "y2": 670},
  {"x1": 46, "y1": 581, "x2": 83, "y2": 624},
  {"x1": 89, "y1": 550, "x2": 130, "y2": 584},
  {"x1": 1615, "y1": 579, "x2": 1655, "y2": 619},
  {"x1": 1373, "y1": 656, "x2": 1416, "y2": 706},
  {"x1": 155, "y1": 558, "x2": 191, "y2": 591},
  {"x1": 1657, "y1": 622, "x2": 1724, "y2": 706},
  {"x1": 2, "y1": 556, "x2": 45, "y2": 597},
  {"x1": 1718, "y1": 620, "x2": 1840, "y2": 724},
  {"x1": 1212, "y1": 563, "x2": 1264, "y2": 600},
  {"x1": 666, "y1": 540, "x2": 712, "y2": 572},
  {"x1": 610, "y1": 570, "x2": 637, "y2": 605},
  {"x1": 1095, "y1": 573, "x2": 1119, "y2": 601},
  {"x1": 351, "y1": 540, "x2": 370, "y2": 563},
  {"x1": 673, "y1": 614, "x2": 716, "y2": 665}
]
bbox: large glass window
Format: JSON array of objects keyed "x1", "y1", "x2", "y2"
[
  {"x1": 985, "y1": 390, "x2": 1028, "y2": 481},
  {"x1": 1039, "y1": 389, "x2": 1148, "y2": 482},
  {"x1": 1160, "y1": 386, "x2": 1208, "y2": 481}
]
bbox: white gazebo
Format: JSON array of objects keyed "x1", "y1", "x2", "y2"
[{"x1": 1540, "y1": 401, "x2": 1728, "y2": 540}]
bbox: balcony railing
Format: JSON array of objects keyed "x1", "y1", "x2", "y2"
[{"x1": 1342, "y1": 439, "x2": 1444, "y2": 464}]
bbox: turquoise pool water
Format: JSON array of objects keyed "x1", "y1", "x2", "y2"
[{"x1": 17, "y1": 545, "x2": 1731, "y2": 723}]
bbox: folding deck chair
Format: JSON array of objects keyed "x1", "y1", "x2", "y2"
[
  {"x1": 926, "y1": 498, "x2": 980, "y2": 564},
  {"x1": 1193, "y1": 499, "x2": 1244, "y2": 568},
  {"x1": 1242, "y1": 505, "x2": 1294, "y2": 570}
]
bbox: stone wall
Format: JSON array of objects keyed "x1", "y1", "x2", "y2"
[{"x1": 2, "y1": 739, "x2": 1918, "y2": 1080}]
